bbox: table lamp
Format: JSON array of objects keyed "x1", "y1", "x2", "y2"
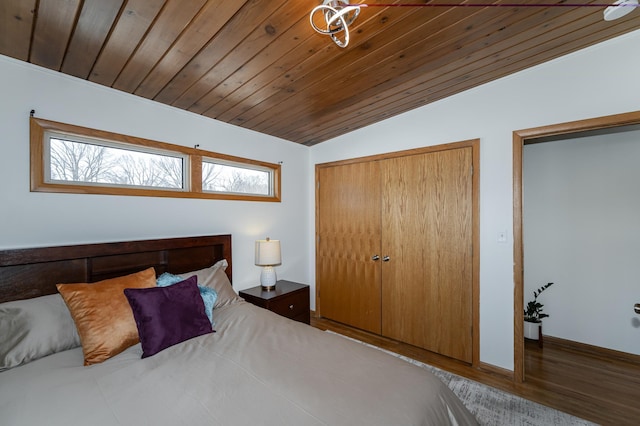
[{"x1": 255, "y1": 237, "x2": 281, "y2": 290}]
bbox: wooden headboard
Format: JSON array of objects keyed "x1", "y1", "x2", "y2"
[{"x1": 0, "y1": 234, "x2": 232, "y2": 303}]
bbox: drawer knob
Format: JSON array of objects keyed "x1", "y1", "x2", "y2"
[{"x1": 289, "y1": 304, "x2": 294, "y2": 310}]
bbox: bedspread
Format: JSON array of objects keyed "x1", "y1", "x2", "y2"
[{"x1": 0, "y1": 301, "x2": 478, "y2": 425}]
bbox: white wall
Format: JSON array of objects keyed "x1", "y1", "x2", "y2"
[
  {"x1": 310, "y1": 29, "x2": 640, "y2": 371},
  {"x1": 0, "y1": 55, "x2": 311, "y2": 292},
  {"x1": 523, "y1": 130, "x2": 640, "y2": 355},
  {"x1": 4, "y1": 28, "x2": 640, "y2": 373}
]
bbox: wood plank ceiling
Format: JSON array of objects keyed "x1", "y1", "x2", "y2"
[{"x1": 1, "y1": 1, "x2": 639, "y2": 146}]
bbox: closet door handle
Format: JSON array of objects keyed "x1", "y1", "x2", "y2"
[
  {"x1": 372, "y1": 255, "x2": 380, "y2": 261},
  {"x1": 382, "y1": 256, "x2": 390, "y2": 262},
  {"x1": 634, "y1": 303, "x2": 640, "y2": 314}
]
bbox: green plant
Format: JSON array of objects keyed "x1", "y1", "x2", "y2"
[{"x1": 524, "y1": 282, "x2": 554, "y2": 323}]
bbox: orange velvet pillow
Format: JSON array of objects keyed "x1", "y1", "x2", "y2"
[{"x1": 57, "y1": 267, "x2": 156, "y2": 365}]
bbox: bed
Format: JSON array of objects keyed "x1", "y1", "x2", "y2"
[{"x1": 0, "y1": 234, "x2": 478, "y2": 425}]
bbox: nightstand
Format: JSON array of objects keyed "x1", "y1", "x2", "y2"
[{"x1": 239, "y1": 280, "x2": 310, "y2": 325}]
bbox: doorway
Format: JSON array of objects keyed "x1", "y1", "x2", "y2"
[{"x1": 512, "y1": 110, "x2": 640, "y2": 382}]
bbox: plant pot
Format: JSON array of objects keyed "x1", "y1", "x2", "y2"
[{"x1": 524, "y1": 320, "x2": 541, "y2": 340}]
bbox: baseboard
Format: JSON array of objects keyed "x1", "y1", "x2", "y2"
[
  {"x1": 478, "y1": 362, "x2": 515, "y2": 381},
  {"x1": 543, "y1": 335, "x2": 640, "y2": 364}
]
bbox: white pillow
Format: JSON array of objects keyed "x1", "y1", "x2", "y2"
[{"x1": 0, "y1": 294, "x2": 80, "y2": 370}]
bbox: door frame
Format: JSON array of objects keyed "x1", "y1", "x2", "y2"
[
  {"x1": 512, "y1": 110, "x2": 640, "y2": 382},
  {"x1": 316, "y1": 139, "x2": 481, "y2": 366}
]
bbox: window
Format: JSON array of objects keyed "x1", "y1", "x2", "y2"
[
  {"x1": 202, "y1": 159, "x2": 272, "y2": 196},
  {"x1": 30, "y1": 117, "x2": 281, "y2": 202},
  {"x1": 47, "y1": 136, "x2": 187, "y2": 190}
]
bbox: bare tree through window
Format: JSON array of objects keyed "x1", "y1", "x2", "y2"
[
  {"x1": 50, "y1": 139, "x2": 113, "y2": 182},
  {"x1": 202, "y1": 162, "x2": 270, "y2": 195},
  {"x1": 49, "y1": 138, "x2": 183, "y2": 189}
]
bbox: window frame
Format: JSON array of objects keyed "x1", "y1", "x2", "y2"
[{"x1": 30, "y1": 117, "x2": 281, "y2": 202}]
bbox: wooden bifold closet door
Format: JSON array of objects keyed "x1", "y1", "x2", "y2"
[
  {"x1": 316, "y1": 161, "x2": 382, "y2": 334},
  {"x1": 316, "y1": 143, "x2": 476, "y2": 363},
  {"x1": 381, "y1": 148, "x2": 473, "y2": 363}
]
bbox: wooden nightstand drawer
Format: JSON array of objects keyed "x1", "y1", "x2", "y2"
[
  {"x1": 239, "y1": 280, "x2": 310, "y2": 325},
  {"x1": 269, "y1": 291, "x2": 308, "y2": 319}
]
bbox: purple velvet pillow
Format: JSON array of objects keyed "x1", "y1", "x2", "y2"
[{"x1": 124, "y1": 275, "x2": 213, "y2": 358}]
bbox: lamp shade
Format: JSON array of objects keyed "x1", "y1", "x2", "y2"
[{"x1": 255, "y1": 238, "x2": 281, "y2": 266}]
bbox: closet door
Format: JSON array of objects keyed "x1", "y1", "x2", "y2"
[
  {"x1": 317, "y1": 161, "x2": 382, "y2": 334},
  {"x1": 381, "y1": 147, "x2": 473, "y2": 362}
]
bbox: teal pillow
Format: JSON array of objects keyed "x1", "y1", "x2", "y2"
[
  {"x1": 156, "y1": 273, "x2": 217, "y2": 324},
  {"x1": 156, "y1": 272, "x2": 185, "y2": 287}
]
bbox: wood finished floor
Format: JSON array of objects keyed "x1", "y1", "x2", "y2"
[{"x1": 311, "y1": 316, "x2": 640, "y2": 426}]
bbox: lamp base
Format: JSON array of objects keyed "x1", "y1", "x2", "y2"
[{"x1": 260, "y1": 266, "x2": 277, "y2": 291}]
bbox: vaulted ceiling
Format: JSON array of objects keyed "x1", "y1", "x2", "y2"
[{"x1": 1, "y1": 1, "x2": 639, "y2": 146}]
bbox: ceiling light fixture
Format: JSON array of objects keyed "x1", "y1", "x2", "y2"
[
  {"x1": 603, "y1": 0, "x2": 639, "y2": 20},
  {"x1": 309, "y1": 0, "x2": 362, "y2": 48},
  {"x1": 310, "y1": 2, "x2": 639, "y2": 48}
]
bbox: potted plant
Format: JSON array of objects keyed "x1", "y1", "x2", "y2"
[{"x1": 524, "y1": 282, "x2": 554, "y2": 340}]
